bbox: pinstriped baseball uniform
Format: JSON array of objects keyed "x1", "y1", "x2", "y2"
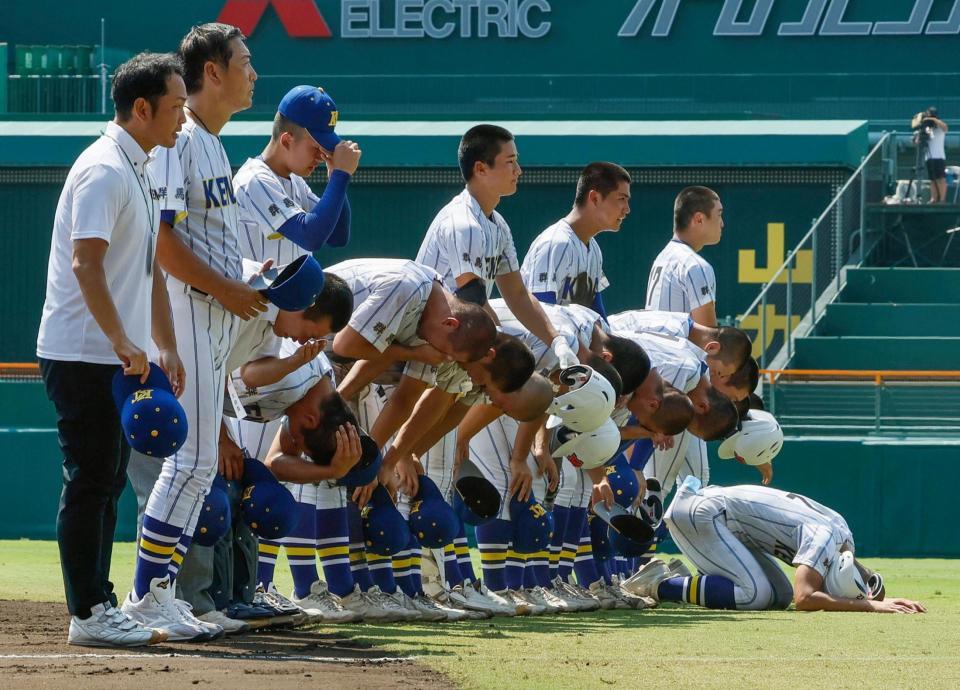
[
  {"x1": 520, "y1": 219, "x2": 609, "y2": 307},
  {"x1": 416, "y1": 188, "x2": 520, "y2": 294},
  {"x1": 489, "y1": 299, "x2": 579, "y2": 377},
  {"x1": 645, "y1": 239, "x2": 716, "y2": 313},
  {"x1": 665, "y1": 483, "x2": 854, "y2": 610},
  {"x1": 327, "y1": 258, "x2": 438, "y2": 353},
  {"x1": 233, "y1": 156, "x2": 320, "y2": 265},
  {"x1": 609, "y1": 309, "x2": 710, "y2": 486},
  {"x1": 611, "y1": 329, "x2": 703, "y2": 521},
  {"x1": 232, "y1": 343, "x2": 347, "y2": 513},
  {"x1": 144, "y1": 118, "x2": 244, "y2": 534}
]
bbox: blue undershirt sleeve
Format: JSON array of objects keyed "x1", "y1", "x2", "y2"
[
  {"x1": 275, "y1": 169, "x2": 351, "y2": 251},
  {"x1": 533, "y1": 291, "x2": 558, "y2": 305},
  {"x1": 591, "y1": 291, "x2": 608, "y2": 319}
]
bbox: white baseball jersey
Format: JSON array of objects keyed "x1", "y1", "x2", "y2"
[
  {"x1": 614, "y1": 329, "x2": 702, "y2": 393},
  {"x1": 227, "y1": 343, "x2": 332, "y2": 423},
  {"x1": 37, "y1": 122, "x2": 160, "y2": 364},
  {"x1": 608, "y1": 310, "x2": 691, "y2": 342},
  {"x1": 645, "y1": 239, "x2": 716, "y2": 313},
  {"x1": 489, "y1": 298, "x2": 579, "y2": 377},
  {"x1": 520, "y1": 219, "x2": 609, "y2": 306},
  {"x1": 233, "y1": 156, "x2": 321, "y2": 265},
  {"x1": 554, "y1": 303, "x2": 607, "y2": 349},
  {"x1": 327, "y1": 258, "x2": 438, "y2": 352},
  {"x1": 665, "y1": 483, "x2": 854, "y2": 609},
  {"x1": 153, "y1": 119, "x2": 244, "y2": 280},
  {"x1": 416, "y1": 188, "x2": 520, "y2": 294}
]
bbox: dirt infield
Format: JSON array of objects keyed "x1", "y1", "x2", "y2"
[{"x1": 0, "y1": 600, "x2": 452, "y2": 689}]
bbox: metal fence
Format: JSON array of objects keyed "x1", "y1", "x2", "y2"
[{"x1": 735, "y1": 132, "x2": 895, "y2": 369}]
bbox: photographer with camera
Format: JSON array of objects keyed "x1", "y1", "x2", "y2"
[{"x1": 914, "y1": 107, "x2": 949, "y2": 203}]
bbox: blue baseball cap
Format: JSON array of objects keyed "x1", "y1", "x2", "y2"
[
  {"x1": 361, "y1": 486, "x2": 410, "y2": 556},
  {"x1": 194, "y1": 476, "x2": 231, "y2": 547},
  {"x1": 248, "y1": 254, "x2": 325, "y2": 312},
  {"x1": 336, "y1": 435, "x2": 383, "y2": 489},
  {"x1": 278, "y1": 85, "x2": 341, "y2": 152},
  {"x1": 509, "y1": 494, "x2": 555, "y2": 555},
  {"x1": 240, "y1": 481, "x2": 298, "y2": 539},
  {"x1": 588, "y1": 511, "x2": 612, "y2": 560},
  {"x1": 453, "y1": 458, "x2": 501, "y2": 526},
  {"x1": 241, "y1": 456, "x2": 275, "y2": 487},
  {"x1": 605, "y1": 458, "x2": 640, "y2": 509},
  {"x1": 111, "y1": 363, "x2": 187, "y2": 458},
  {"x1": 607, "y1": 522, "x2": 654, "y2": 557},
  {"x1": 408, "y1": 476, "x2": 458, "y2": 549}
]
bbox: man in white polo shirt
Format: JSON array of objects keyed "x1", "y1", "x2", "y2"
[{"x1": 36, "y1": 53, "x2": 187, "y2": 648}]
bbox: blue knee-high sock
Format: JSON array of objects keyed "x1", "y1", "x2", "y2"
[
  {"x1": 393, "y1": 534, "x2": 421, "y2": 597},
  {"x1": 614, "y1": 555, "x2": 628, "y2": 579},
  {"x1": 134, "y1": 515, "x2": 182, "y2": 598},
  {"x1": 505, "y1": 549, "x2": 526, "y2": 591},
  {"x1": 442, "y1": 542, "x2": 464, "y2": 588},
  {"x1": 476, "y1": 518, "x2": 512, "y2": 592},
  {"x1": 316, "y1": 505, "x2": 353, "y2": 598},
  {"x1": 548, "y1": 506, "x2": 569, "y2": 580},
  {"x1": 559, "y1": 507, "x2": 585, "y2": 582},
  {"x1": 454, "y1": 522, "x2": 476, "y2": 583},
  {"x1": 574, "y1": 519, "x2": 600, "y2": 587},
  {"x1": 258, "y1": 537, "x2": 283, "y2": 589},
  {"x1": 527, "y1": 550, "x2": 552, "y2": 588},
  {"x1": 346, "y1": 501, "x2": 374, "y2": 591},
  {"x1": 367, "y1": 551, "x2": 397, "y2": 594},
  {"x1": 277, "y1": 501, "x2": 319, "y2": 598},
  {"x1": 658, "y1": 575, "x2": 737, "y2": 609},
  {"x1": 167, "y1": 533, "x2": 192, "y2": 583}
]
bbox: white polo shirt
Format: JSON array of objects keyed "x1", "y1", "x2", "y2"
[{"x1": 37, "y1": 121, "x2": 161, "y2": 364}]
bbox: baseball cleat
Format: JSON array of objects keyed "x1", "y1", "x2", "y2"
[
  {"x1": 455, "y1": 580, "x2": 516, "y2": 617},
  {"x1": 494, "y1": 589, "x2": 532, "y2": 616},
  {"x1": 340, "y1": 584, "x2": 404, "y2": 623},
  {"x1": 68, "y1": 602, "x2": 167, "y2": 648},
  {"x1": 408, "y1": 592, "x2": 457, "y2": 622},
  {"x1": 667, "y1": 558, "x2": 693, "y2": 578},
  {"x1": 121, "y1": 576, "x2": 218, "y2": 642},
  {"x1": 621, "y1": 559, "x2": 672, "y2": 600},
  {"x1": 291, "y1": 581, "x2": 360, "y2": 623},
  {"x1": 197, "y1": 609, "x2": 250, "y2": 635}
]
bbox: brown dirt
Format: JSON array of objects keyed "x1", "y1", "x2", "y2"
[{"x1": 0, "y1": 600, "x2": 453, "y2": 689}]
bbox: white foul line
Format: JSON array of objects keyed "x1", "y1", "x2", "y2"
[{"x1": 0, "y1": 652, "x2": 413, "y2": 664}]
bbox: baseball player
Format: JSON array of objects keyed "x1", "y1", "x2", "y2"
[
  {"x1": 645, "y1": 186, "x2": 723, "y2": 327},
  {"x1": 234, "y1": 85, "x2": 360, "y2": 267},
  {"x1": 122, "y1": 24, "x2": 265, "y2": 642},
  {"x1": 36, "y1": 53, "x2": 186, "y2": 648},
  {"x1": 625, "y1": 479, "x2": 926, "y2": 614},
  {"x1": 521, "y1": 161, "x2": 631, "y2": 316}
]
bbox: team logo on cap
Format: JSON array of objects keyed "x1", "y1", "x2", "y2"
[{"x1": 132, "y1": 389, "x2": 154, "y2": 403}]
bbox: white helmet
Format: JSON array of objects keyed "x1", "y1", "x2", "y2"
[
  {"x1": 546, "y1": 365, "x2": 616, "y2": 433},
  {"x1": 824, "y1": 550, "x2": 868, "y2": 600},
  {"x1": 717, "y1": 409, "x2": 783, "y2": 466},
  {"x1": 549, "y1": 418, "x2": 620, "y2": 470}
]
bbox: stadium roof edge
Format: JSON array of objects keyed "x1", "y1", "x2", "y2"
[{"x1": 0, "y1": 119, "x2": 868, "y2": 168}]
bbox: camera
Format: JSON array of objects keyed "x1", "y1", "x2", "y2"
[{"x1": 912, "y1": 110, "x2": 937, "y2": 145}]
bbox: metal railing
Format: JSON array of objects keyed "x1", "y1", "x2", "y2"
[
  {"x1": 761, "y1": 368, "x2": 960, "y2": 433},
  {"x1": 736, "y1": 132, "x2": 895, "y2": 369}
]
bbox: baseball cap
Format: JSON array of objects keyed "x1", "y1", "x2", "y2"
[
  {"x1": 335, "y1": 435, "x2": 383, "y2": 488},
  {"x1": 408, "y1": 476, "x2": 458, "y2": 549},
  {"x1": 247, "y1": 254, "x2": 325, "y2": 312},
  {"x1": 509, "y1": 493, "x2": 554, "y2": 554},
  {"x1": 194, "y1": 475, "x2": 231, "y2": 546},
  {"x1": 361, "y1": 486, "x2": 410, "y2": 556},
  {"x1": 278, "y1": 85, "x2": 341, "y2": 152},
  {"x1": 111, "y1": 363, "x2": 187, "y2": 458}
]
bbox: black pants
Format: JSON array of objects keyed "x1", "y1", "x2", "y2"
[{"x1": 40, "y1": 358, "x2": 129, "y2": 619}]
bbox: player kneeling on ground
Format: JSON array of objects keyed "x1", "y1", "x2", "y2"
[{"x1": 623, "y1": 479, "x2": 926, "y2": 614}]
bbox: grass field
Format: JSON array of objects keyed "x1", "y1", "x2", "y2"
[{"x1": 2, "y1": 540, "x2": 958, "y2": 689}]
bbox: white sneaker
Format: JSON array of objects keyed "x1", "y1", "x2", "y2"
[
  {"x1": 432, "y1": 590, "x2": 489, "y2": 620},
  {"x1": 254, "y1": 584, "x2": 308, "y2": 628},
  {"x1": 563, "y1": 579, "x2": 603, "y2": 611},
  {"x1": 173, "y1": 600, "x2": 225, "y2": 639},
  {"x1": 532, "y1": 586, "x2": 571, "y2": 614},
  {"x1": 121, "y1": 577, "x2": 216, "y2": 642},
  {"x1": 668, "y1": 558, "x2": 692, "y2": 578},
  {"x1": 340, "y1": 584, "x2": 402, "y2": 623},
  {"x1": 388, "y1": 590, "x2": 426, "y2": 622},
  {"x1": 291, "y1": 581, "x2": 360, "y2": 623},
  {"x1": 545, "y1": 581, "x2": 587, "y2": 612},
  {"x1": 551, "y1": 577, "x2": 596, "y2": 612},
  {"x1": 621, "y1": 559, "x2": 672, "y2": 600},
  {"x1": 68, "y1": 602, "x2": 166, "y2": 648},
  {"x1": 453, "y1": 581, "x2": 514, "y2": 617},
  {"x1": 197, "y1": 609, "x2": 249, "y2": 635},
  {"x1": 408, "y1": 592, "x2": 453, "y2": 622},
  {"x1": 588, "y1": 580, "x2": 629, "y2": 610},
  {"x1": 365, "y1": 586, "x2": 418, "y2": 622}
]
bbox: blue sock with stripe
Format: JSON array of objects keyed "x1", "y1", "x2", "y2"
[
  {"x1": 476, "y1": 518, "x2": 512, "y2": 592},
  {"x1": 317, "y1": 506, "x2": 353, "y2": 598},
  {"x1": 658, "y1": 575, "x2": 737, "y2": 609},
  {"x1": 167, "y1": 533, "x2": 191, "y2": 582},
  {"x1": 257, "y1": 538, "x2": 283, "y2": 589},
  {"x1": 574, "y1": 517, "x2": 601, "y2": 587},
  {"x1": 559, "y1": 507, "x2": 585, "y2": 582},
  {"x1": 505, "y1": 549, "x2": 525, "y2": 591},
  {"x1": 454, "y1": 523, "x2": 476, "y2": 583},
  {"x1": 548, "y1": 506, "x2": 569, "y2": 579},
  {"x1": 393, "y1": 535, "x2": 422, "y2": 597},
  {"x1": 281, "y1": 501, "x2": 319, "y2": 598},
  {"x1": 134, "y1": 515, "x2": 182, "y2": 599},
  {"x1": 346, "y1": 501, "x2": 374, "y2": 592},
  {"x1": 442, "y1": 542, "x2": 464, "y2": 588}
]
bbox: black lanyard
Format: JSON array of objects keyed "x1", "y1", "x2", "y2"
[{"x1": 104, "y1": 131, "x2": 156, "y2": 277}]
